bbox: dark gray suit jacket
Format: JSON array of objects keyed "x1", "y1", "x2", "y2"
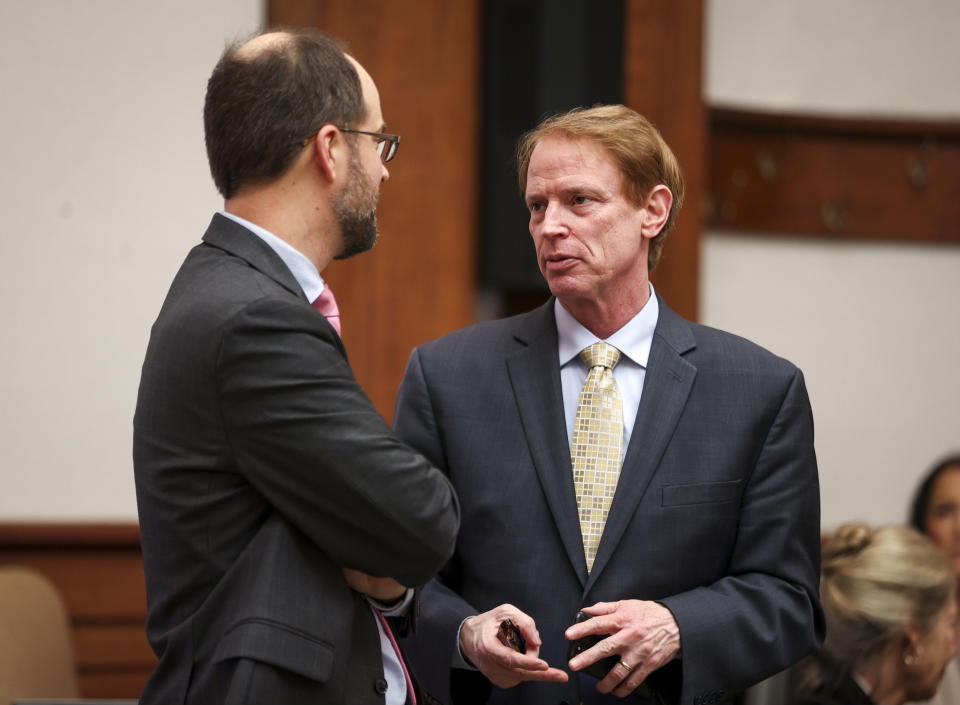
[
  {"x1": 133, "y1": 214, "x2": 459, "y2": 705},
  {"x1": 394, "y1": 297, "x2": 823, "y2": 705}
]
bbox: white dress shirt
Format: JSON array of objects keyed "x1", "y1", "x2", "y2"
[{"x1": 556, "y1": 285, "x2": 660, "y2": 451}]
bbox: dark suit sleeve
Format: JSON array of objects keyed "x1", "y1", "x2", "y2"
[
  {"x1": 217, "y1": 297, "x2": 459, "y2": 587},
  {"x1": 393, "y1": 347, "x2": 487, "y2": 701},
  {"x1": 659, "y1": 368, "x2": 824, "y2": 700}
]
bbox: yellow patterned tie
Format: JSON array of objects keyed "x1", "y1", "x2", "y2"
[{"x1": 571, "y1": 342, "x2": 624, "y2": 572}]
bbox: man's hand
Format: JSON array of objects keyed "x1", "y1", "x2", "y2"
[
  {"x1": 341, "y1": 568, "x2": 407, "y2": 603},
  {"x1": 460, "y1": 604, "x2": 569, "y2": 688},
  {"x1": 565, "y1": 600, "x2": 680, "y2": 698}
]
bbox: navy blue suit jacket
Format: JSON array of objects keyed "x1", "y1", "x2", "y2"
[{"x1": 394, "y1": 297, "x2": 823, "y2": 705}]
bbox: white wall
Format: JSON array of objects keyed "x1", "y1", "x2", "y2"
[
  {"x1": 706, "y1": 0, "x2": 960, "y2": 119},
  {"x1": 1, "y1": 1, "x2": 957, "y2": 524},
  {"x1": 703, "y1": 0, "x2": 960, "y2": 528},
  {"x1": 0, "y1": 1, "x2": 263, "y2": 519}
]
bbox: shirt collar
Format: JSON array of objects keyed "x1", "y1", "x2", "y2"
[
  {"x1": 219, "y1": 210, "x2": 326, "y2": 302},
  {"x1": 555, "y1": 284, "x2": 659, "y2": 368}
]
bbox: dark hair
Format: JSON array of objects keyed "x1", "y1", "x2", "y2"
[
  {"x1": 516, "y1": 104, "x2": 685, "y2": 271},
  {"x1": 909, "y1": 453, "x2": 960, "y2": 533},
  {"x1": 203, "y1": 30, "x2": 365, "y2": 199}
]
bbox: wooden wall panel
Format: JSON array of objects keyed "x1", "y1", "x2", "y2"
[
  {"x1": 0, "y1": 523, "x2": 152, "y2": 699},
  {"x1": 78, "y1": 671, "x2": 150, "y2": 700},
  {"x1": 269, "y1": 0, "x2": 480, "y2": 419},
  {"x1": 73, "y1": 624, "x2": 154, "y2": 665},
  {"x1": 708, "y1": 109, "x2": 960, "y2": 242},
  {"x1": 10, "y1": 552, "x2": 147, "y2": 619},
  {"x1": 623, "y1": 0, "x2": 705, "y2": 322}
]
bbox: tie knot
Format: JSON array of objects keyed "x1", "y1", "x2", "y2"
[{"x1": 581, "y1": 342, "x2": 620, "y2": 370}]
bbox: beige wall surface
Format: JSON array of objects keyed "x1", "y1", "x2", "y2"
[
  {"x1": 706, "y1": 0, "x2": 960, "y2": 118},
  {"x1": 0, "y1": 1, "x2": 263, "y2": 519},
  {"x1": 704, "y1": 0, "x2": 960, "y2": 528},
  {"x1": 1, "y1": 1, "x2": 957, "y2": 523}
]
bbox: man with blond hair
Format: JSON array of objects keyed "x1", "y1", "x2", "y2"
[{"x1": 396, "y1": 105, "x2": 822, "y2": 705}]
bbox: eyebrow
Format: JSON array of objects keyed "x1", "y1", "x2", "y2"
[{"x1": 527, "y1": 184, "x2": 604, "y2": 199}]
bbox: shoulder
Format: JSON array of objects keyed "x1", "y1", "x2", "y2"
[
  {"x1": 688, "y1": 321, "x2": 799, "y2": 375},
  {"x1": 165, "y1": 244, "x2": 304, "y2": 324},
  {"x1": 148, "y1": 243, "x2": 340, "y2": 363},
  {"x1": 657, "y1": 300, "x2": 801, "y2": 379},
  {"x1": 414, "y1": 304, "x2": 550, "y2": 361}
]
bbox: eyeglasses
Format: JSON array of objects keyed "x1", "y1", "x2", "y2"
[
  {"x1": 340, "y1": 128, "x2": 401, "y2": 163},
  {"x1": 301, "y1": 127, "x2": 401, "y2": 163}
]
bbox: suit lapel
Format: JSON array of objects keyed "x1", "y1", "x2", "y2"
[
  {"x1": 506, "y1": 301, "x2": 589, "y2": 585},
  {"x1": 201, "y1": 213, "x2": 307, "y2": 302},
  {"x1": 199, "y1": 213, "x2": 348, "y2": 358},
  {"x1": 585, "y1": 297, "x2": 698, "y2": 592}
]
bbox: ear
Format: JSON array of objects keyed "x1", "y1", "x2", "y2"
[
  {"x1": 640, "y1": 184, "x2": 673, "y2": 240},
  {"x1": 903, "y1": 627, "x2": 923, "y2": 666},
  {"x1": 311, "y1": 124, "x2": 345, "y2": 184}
]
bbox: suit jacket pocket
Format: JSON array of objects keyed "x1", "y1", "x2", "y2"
[
  {"x1": 212, "y1": 619, "x2": 335, "y2": 683},
  {"x1": 661, "y1": 479, "x2": 742, "y2": 507}
]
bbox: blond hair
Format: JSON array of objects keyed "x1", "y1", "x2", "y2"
[
  {"x1": 820, "y1": 522, "x2": 954, "y2": 666},
  {"x1": 516, "y1": 104, "x2": 685, "y2": 271}
]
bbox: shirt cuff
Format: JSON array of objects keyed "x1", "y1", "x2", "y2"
[
  {"x1": 453, "y1": 616, "x2": 479, "y2": 670},
  {"x1": 367, "y1": 587, "x2": 415, "y2": 617}
]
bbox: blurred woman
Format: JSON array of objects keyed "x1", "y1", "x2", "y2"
[
  {"x1": 794, "y1": 522, "x2": 957, "y2": 705},
  {"x1": 911, "y1": 455, "x2": 960, "y2": 575},
  {"x1": 907, "y1": 454, "x2": 960, "y2": 705}
]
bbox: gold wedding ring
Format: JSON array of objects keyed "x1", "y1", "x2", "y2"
[{"x1": 619, "y1": 660, "x2": 634, "y2": 672}]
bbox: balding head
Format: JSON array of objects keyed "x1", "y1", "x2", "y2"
[
  {"x1": 233, "y1": 30, "x2": 291, "y2": 59},
  {"x1": 203, "y1": 29, "x2": 366, "y2": 199}
]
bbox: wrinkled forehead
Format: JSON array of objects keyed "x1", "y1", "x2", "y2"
[{"x1": 526, "y1": 135, "x2": 624, "y2": 189}]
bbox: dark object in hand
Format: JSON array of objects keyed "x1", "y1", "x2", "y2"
[
  {"x1": 567, "y1": 610, "x2": 663, "y2": 700},
  {"x1": 497, "y1": 618, "x2": 526, "y2": 653},
  {"x1": 567, "y1": 611, "x2": 620, "y2": 679}
]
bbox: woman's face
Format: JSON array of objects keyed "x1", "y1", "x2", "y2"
[
  {"x1": 924, "y1": 466, "x2": 960, "y2": 576},
  {"x1": 904, "y1": 599, "x2": 959, "y2": 701}
]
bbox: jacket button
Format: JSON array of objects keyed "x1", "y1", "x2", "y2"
[{"x1": 374, "y1": 678, "x2": 388, "y2": 695}]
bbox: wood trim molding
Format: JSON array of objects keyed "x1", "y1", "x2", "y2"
[
  {"x1": 708, "y1": 107, "x2": 960, "y2": 243},
  {"x1": 0, "y1": 521, "x2": 140, "y2": 547},
  {"x1": 711, "y1": 107, "x2": 960, "y2": 139}
]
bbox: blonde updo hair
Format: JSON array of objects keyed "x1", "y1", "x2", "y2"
[{"x1": 819, "y1": 522, "x2": 955, "y2": 666}]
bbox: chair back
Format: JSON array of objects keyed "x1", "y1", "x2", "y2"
[{"x1": 0, "y1": 565, "x2": 80, "y2": 704}]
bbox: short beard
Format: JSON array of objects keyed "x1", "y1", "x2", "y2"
[{"x1": 332, "y1": 151, "x2": 379, "y2": 260}]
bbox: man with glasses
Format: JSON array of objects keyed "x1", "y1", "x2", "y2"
[{"x1": 134, "y1": 29, "x2": 457, "y2": 705}]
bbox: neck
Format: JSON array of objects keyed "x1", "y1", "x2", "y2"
[
  {"x1": 224, "y1": 174, "x2": 339, "y2": 274},
  {"x1": 853, "y1": 649, "x2": 907, "y2": 705},
  {"x1": 560, "y1": 283, "x2": 651, "y2": 340}
]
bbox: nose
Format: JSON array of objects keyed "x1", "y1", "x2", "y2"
[
  {"x1": 380, "y1": 162, "x2": 390, "y2": 183},
  {"x1": 539, "y1": 201, "x2": 568, "y2": 238}
]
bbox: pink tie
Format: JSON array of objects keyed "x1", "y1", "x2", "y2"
[
  {"x1": 375, "y1": 608, "x2": 417, "y2": 705},
  {"x1": 311, "y1": 285, "x2": 341, "y2": 336}
]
